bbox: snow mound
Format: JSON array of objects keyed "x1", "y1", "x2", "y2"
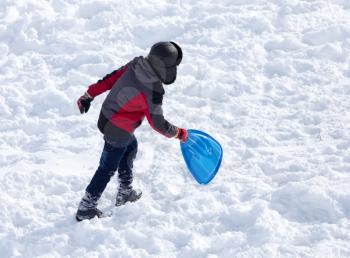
[{"x1": 271, "y1": 182, "x2": 343, "y2": 223}]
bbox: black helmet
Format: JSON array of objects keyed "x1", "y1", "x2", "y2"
[{"x1": 147, "y1": 41, "x2": 183, "y2": 85}]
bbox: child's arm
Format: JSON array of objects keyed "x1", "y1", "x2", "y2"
[
  {"x1": 143, "y1": 82, "x2": 187, "y2": 140},
  {"x1": 86, "y1": 66, "x2": 128, "y2": 98},
  {"x1": 77, "y1": 66, "x2": 128, "y2": 114}
]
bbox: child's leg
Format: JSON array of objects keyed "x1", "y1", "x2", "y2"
[
  {"x1": 85, "y1": 141, "x2": 128, "y2": 201},
  {"x1": 77, "y1": 141, "x2": 128, "y2": 220},
  {"x1": 117, "y1": 137, "x2": 138, "y2": 192},
  {"x1": 115, "y1": 136, "x2": 142, "y2": 206}
]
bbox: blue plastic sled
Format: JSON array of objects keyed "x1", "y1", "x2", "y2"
[{"x1": 180, "y1": 129, "x2": 223, "y2": 184}]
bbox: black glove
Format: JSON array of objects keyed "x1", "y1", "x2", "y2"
[{"x1": 77, "y1": 93, "x2": 93, "y2": 114}]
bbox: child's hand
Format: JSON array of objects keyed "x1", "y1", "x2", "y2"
[
  {"x1": 176, "y1": 128, "x2": 189, "y2": 143},
  {"x1": 77, "y1": 92, "x2": 93, "y2": 114}
]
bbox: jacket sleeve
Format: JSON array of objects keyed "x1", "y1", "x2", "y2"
[
  {"x1": 86, "y1": 66, "x2": 128, "y2": 98},
  {"x1": 144, "y1": 82, "x2": 178, "y2": 138}
]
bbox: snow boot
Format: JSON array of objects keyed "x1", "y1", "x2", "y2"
[
  {"x1": 76, "y1": 208, "x2": 103, "y2": 222},
  {"x1": 115, "y1": 188, "x2": 142, "y2": 206},
  {"x1": 76, "y1": 192, "x2": 103, "y2": 221}
]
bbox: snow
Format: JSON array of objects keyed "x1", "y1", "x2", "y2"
[{"x1": 1, "y1": 0, "x2": 350, "y2": 257}]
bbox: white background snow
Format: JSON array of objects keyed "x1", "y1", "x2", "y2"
[{"x1": 1, "y1": 0, "x2": 350, "y2": 257}]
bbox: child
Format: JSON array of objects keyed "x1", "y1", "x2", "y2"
[{"x1": 76, "y1": 42, "x2": 188, "y2": 221}]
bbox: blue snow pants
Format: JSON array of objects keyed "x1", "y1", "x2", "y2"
[{"x1": 85, "y1": 136, "x2": 138, "y2": 199}]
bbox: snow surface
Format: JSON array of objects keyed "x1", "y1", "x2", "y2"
[{"x1": 1, "y1": 0, "x2": 350, "y2": 257}]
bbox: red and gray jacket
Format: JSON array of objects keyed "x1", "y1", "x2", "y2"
[{"x1": 86, "y1": 56, "x2": 179, "y2": 143}]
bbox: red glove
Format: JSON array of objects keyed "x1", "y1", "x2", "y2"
[
  {"x1": 77, "y1": 92, "x2": 93, "y2": 114},
  {"x1": 176, "y1": 128, "x2": 188, "y2": 143}
]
